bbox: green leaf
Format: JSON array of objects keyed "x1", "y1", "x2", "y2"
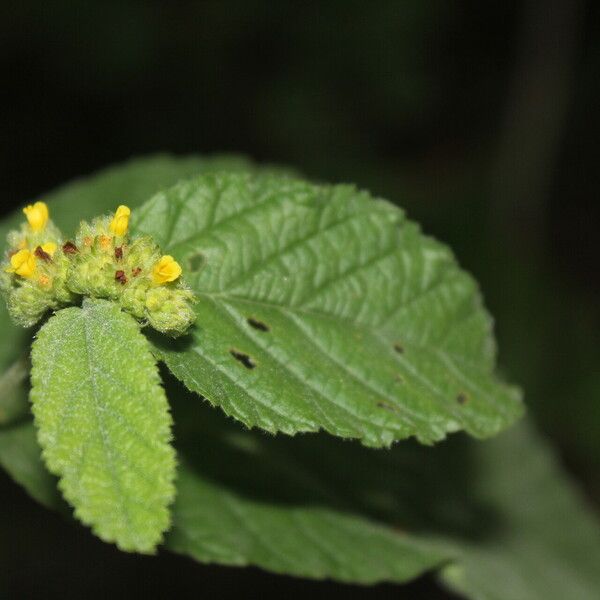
[
  {"x1": 29, "y1": 298, "x2": 176, "y2": 552},
  {"x1": 0, "y1": 420, "x2": 62, "y2": 511},
  {"x1": 166, "y1": 389, "x2": 600, "y2": 595},
  {"x1": 2, "y1": 386, "x2": 599, "y2": 597},
  {"x1": 437, "y1": 426, "x2": 600, "y2": 600},
  {"x1": 134, "y1": 173, "x2": 523, "y2": 446},
  {"x1": 169, "y1": 469, "x2": 447, "y2": 584},
  {"x1": 0, "y1": 355, "x2": 30, "y2": 426}
]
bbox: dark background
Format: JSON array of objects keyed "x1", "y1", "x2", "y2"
[{"x1": 1, "y1": 1, "x2": 599, "y2": 597}]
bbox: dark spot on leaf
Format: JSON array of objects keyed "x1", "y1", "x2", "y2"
[
  {"x1": 34, "y1": 246, "x2": 51, "y2": 261},
  {"x1": 393, "y1": 342, "x2": 404, "y2": 354},
  {"x1": 132, "y1": 267, "x2": 142, "y2": 277},
  {"x1": 115, "y1": 270, "x2": 127, "y2": 285},
  {"x1": 377, "y1": 400, "x2": 401, "y2": 414},
  {"x1": 394, "y1": 373, "x2": 404, "y2": 384},
  {"x1": 187, "y1": 252, "x2": 205, "y2": 272},
  {"x1": 247, "y1": 317, "x2": 269, "y2": 332},
  {"x1": 62, "y1": 241, "x2": 78, "y2": 254},
  {"x1": 230, "y1": 349, "x2": 256, "y2": 369},
  {"x1": 114, "y1": 246, "x2": 123, "y2": 260},
  {"x1": 457, "y1": 392, "x2": 469, "y2": 405}
]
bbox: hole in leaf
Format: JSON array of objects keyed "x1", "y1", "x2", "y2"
[
  {"x1": 230, "y1": 349, "x2": 256, "y2": 369},
  {"x1": 247, "y1": 317, "x2": 269, "y2": 332},
  {"x1": 187, "y1": 252, "x2": 205, "y2": 272},
  {"x1": 456, "y1": 392, "x2": 469, "y2": 405},
  {"x1": 393, "y1": 342, "x2": 404, "y2": 354}
]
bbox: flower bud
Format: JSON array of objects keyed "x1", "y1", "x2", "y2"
[
  {"x1": 23, "y1": 201, "x2": 49, "y2": 232},
  {"x1": 6, "y1": 249, "x2": 36, "y2": 278},
  {"x1": 152, "y1": 255, "x2": 182, "y2": 284},
  {"x1": 109, "y1": 205, "x2": 130, "y2": 237},
  {"x1": 145, "y1": 286, "x2": 196, "y2": 337}
]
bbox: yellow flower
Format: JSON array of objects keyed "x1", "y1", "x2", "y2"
[
  {"x1": 152, "y1": 255, "x2": 182, "y2": 284},
  {"x1": 41, "y1": 242, "x2": 57, "y2": 257},
  {"x1": 98, "y1": 235, "x2": 112, "y2": 250},
  {"x1": 109, "y1": 205, "x2": 131, "y2": 236},
  {"x1": 23, "y1": 201, "x2": 49, "y2": 232},
  {"x1": 5, "y1": 249, "x2": 36, "y2": 278},
  {"x1": 38, "y1": 274, "x2": 51, "y2": 288}
]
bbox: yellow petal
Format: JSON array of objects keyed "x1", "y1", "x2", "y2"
[
  {"x1": 109, "y1": 205, "x2": 131, "y2": 236},
  {"x1": 41, "y1": 242, "x2": 57, "y2": 256},
  {"x1": 6, "y1": 249, "x2": 36, "y2": 278},
  {"x1": 23, "y1": 201, "x2": 49, "y2": 232},
  {"x1": 152, "y1": 255, "x2": 182, "y2": 284}
]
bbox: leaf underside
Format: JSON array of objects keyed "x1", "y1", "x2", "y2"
[
  {"x1": 134, "y1": 173, "x2": 523, "y2": 446},
  {"x1": 2, "y1": 391, "x2": 599, "y2": 598},
  {"x1": 30, "y1": 298, "x2": 176, "y2": 552}
]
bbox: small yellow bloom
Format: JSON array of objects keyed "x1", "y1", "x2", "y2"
[
  {"x1": 152, "y1": 255, "x2": 182, "y2": 284},
  {"x1": 41, "y1": 242, "x2": 57, "y2": 257},
  {"x1": 23, "y1": 202, "x2": 49, "y2": 232},
  {"x1": 5, "y1": 249, "x2": 36, "y2": 278},
  {"x1": 98, "y1": 235, "x2": 112, "y2": 250},
  {"x1": 109, "y1": 205, "x2": 131, "y2": 236}
]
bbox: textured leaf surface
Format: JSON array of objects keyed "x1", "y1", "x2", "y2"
[
  {"x1": 2, "y1": 384, "x2": 599, "y2": 597},
  {"x1": 30, "y1": 299, "x2": 176, "y2": 552},
  {"x1": 135, "y1": 173, "x2": 523, "y2": 446}
]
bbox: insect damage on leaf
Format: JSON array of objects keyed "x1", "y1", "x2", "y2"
[
  {"x1": 247, "y1": 317, "x2": 270, "y2": 332},
  {"x1": 134, "y1": 173, "x2": 524, "y2": 447},
  {"x1": 230, "y1": 348, "x2": 257, "y2": 369},
  {"x1": 0, "y1": 202, "x2": 197, "y2": 337}
]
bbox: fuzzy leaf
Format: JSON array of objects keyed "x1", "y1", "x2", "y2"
[
  {"x1": 30, "y1": 298, "x2": 176, "y2": 552},
  {"x1": 134, "y1": 173, "x2": 523, "y2": 446}
]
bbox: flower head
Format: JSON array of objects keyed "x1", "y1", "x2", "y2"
[
  {"x1": 152, "y1": 255, "x2": 182, "y2": 284},
  {"x1": 109, "y1": 205, "x2": 131, "y2": 237},
  {"x1": 23, "y1": 202, "x2": 49, "y2": 232},
  {"x1": 5, "y1": 249, "x2": 36, "y2": 278}
]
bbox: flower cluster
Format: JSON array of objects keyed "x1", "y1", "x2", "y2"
[{"x1": 1, "y1": 202, "x2": 196, "y2": 336}]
